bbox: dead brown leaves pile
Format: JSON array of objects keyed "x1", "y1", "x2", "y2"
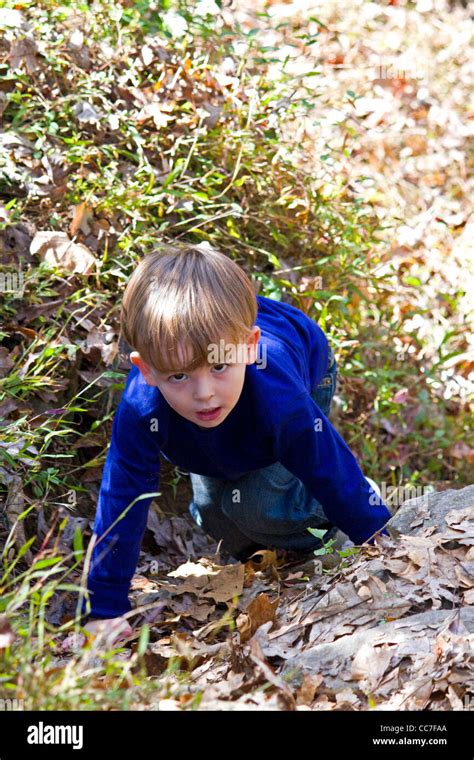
[{"x1": 98, "y1": 497, "x2": 474, "y2": 711}]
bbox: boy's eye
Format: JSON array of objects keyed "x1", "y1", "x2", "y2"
[
  {"x1": 168, "y1": 373, "x2": 188, "y2": 383},
  {"x1": 167, "y1": 364, "x2": 228, "y2": 383}
]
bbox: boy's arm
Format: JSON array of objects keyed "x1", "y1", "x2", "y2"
[
  {"x1": 82, "y1": 396, "x2": 161, "y2": 620},
  {"x1": 276, "y1": 398, "x2": 391, "y2": 545}
]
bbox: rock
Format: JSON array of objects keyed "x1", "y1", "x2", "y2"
[{"x1": 388, "y1": 484, "x2": 474, "y2": 536}]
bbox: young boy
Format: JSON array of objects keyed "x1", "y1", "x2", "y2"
[{"x1": 81, "y1": 242, "x2": 391, "y2": 635}]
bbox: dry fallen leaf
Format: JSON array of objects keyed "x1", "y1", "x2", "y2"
[
  {"x1": 448, "y1": 441, "x2": 474, "y2": 464},
  {"x1": 30, "y1": 231, "x2": 96, "y2": 275},
  {"x1": 82, "y1": 326, "x2": 118, "y2": 365},
  {"x1": 237, "y1": 592, "x2": 279, "y2": 643},
  {"x1": 8, "y1": 36, "x2": 39, "y2": 73},
  {"x1": 167, "y1": 559, "x2": 245, "y2": 604},
  {"x1": 0, "y1": 347, "x2": 14, "y2": 378},
  {"x1": 69, "y1": 203, "x2": 93, "y2": 237}
]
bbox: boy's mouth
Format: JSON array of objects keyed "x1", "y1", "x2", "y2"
[{"x1": 195, "y1": 406, "x2": 222, "y2": 421}]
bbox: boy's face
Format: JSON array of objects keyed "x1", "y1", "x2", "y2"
[{"x1": 130, "y1": 326, "x2": 261, "y2": 429}]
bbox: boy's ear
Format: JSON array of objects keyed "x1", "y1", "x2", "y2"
[
  {"x1": 130, "y1": 352, "x2": 158, "y2": 386},
  {"x1": 245, "y1": 325, "x2": 261, "y2": 364}
]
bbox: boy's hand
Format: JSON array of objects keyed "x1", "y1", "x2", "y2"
[{"x1": 61, "y1": 616, "x2": 133, "y2": 652}]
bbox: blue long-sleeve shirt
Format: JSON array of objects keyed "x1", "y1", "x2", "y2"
[{"x1": 83, "y1": 294, "x2": 391, "y2": 618}]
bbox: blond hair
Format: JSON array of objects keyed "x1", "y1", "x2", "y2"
[{"x1": 120, "y1": 242, "x2": 258, "y2": 374}]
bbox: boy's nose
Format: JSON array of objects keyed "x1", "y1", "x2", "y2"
[{"x1": 193, "y1": 381, "x2": 215, "y2": 402}]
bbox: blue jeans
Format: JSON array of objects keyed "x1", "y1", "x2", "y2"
[{"x1": 188, "y1": 348, "x2": 338, "y2": 559}]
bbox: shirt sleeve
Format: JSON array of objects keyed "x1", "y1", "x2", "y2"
[
  {"x1": 276, "y1": 395, "x2": 391, "y2": 545},
  {"x1": 82, "y1": 396, "x2": 161, "y2": 619}
]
